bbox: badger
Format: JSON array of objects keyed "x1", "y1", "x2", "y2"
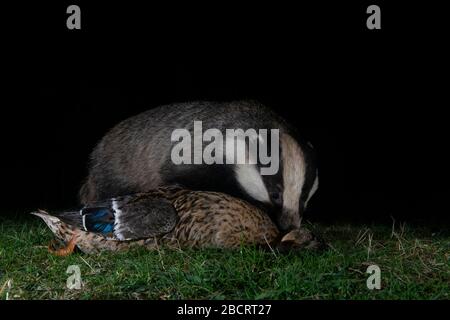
[{"x1": 80, "y1": 100, "x2": 318, "y2": 231}]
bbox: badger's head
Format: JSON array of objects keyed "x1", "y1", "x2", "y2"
[{"x1": 234, "y1": 132, "x2": 318, "y2": 232}]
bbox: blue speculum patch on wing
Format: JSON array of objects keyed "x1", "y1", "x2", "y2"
[{"x1": 82, "y1": 207, "x2": 115, "y2": 234}]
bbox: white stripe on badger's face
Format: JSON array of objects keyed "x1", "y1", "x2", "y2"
[
  {"x1": 234, "y1": 164, "x2": 271, "y2": 203},
  {"x1": 229, "y1": 134, "x2": 271, "y2": 204},
  {"x1": 305, "y1": 171, "x2": 319, "y2": 208},
  {"x1": 279, "y1": 133, "x2": 306, "y2": 229}
]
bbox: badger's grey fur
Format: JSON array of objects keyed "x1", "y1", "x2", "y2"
[{"x1": 80, "y1": 100, "x2": 318, "y2": 231}]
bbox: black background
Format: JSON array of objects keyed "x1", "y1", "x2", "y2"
[{"x1": 2, "y1": 1, "x2": 449, "y2": 225}]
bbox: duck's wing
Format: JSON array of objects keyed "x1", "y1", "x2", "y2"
[
  {"x1": 52, "y1": 195, "x2": 179, "y2": 241},
  {"x1": 111, "y1": 194, "x2": 179, "y2": 240}
]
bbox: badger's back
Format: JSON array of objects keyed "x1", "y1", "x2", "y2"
[{"x1": 81, "y1": 100, "x2": 293, "y2": 204}]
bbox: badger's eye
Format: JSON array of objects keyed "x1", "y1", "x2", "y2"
[{"x1": 271, "y1": 192, "x2": 282, "y2": 206}]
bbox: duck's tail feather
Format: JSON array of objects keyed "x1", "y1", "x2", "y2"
[
  {"x1": 30, "y1": 207, "x2": 115, "y2": 235},
  {"x1": 30, "y1": 210, "x2": 62, "y2": 235},
  {"x1": 30, "y1": 209, "x2": 59, "y2": 221}
]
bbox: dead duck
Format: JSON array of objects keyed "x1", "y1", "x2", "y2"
[{"x1": 31, "y1": 186, "x2": 323, "y2": 255}]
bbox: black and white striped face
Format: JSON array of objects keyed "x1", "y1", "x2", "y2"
[{"x1": 234, "y1": 133, "x2": 318, "y2": 232}]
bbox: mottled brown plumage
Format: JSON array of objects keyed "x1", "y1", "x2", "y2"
[{"x1": 32, "y1": 186, "x2": 323, "y2": 255}]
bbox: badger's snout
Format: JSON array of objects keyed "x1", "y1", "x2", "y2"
[{"x1": 277, "y1": 208, "x2": 302, "y2": 232}]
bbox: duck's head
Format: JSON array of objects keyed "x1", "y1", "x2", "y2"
[{"x1": 278, "y1": 228, "x2": 326, "y2": 251}]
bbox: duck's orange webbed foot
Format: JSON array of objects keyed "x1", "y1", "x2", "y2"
[{"x1": 48, "y1": 233, "x2": 79, "y2": 257}]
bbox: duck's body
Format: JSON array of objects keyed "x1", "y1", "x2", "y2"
[{"x1": 33, "y1": 186, "x2": 287, "y2": 254}]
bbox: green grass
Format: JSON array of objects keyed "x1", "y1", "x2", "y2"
[{"x1": 0, "y1": 216, "x2": 449, "y2": 300}]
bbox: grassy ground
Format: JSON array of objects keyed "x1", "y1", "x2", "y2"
[{"x1": 0, "y1": 216, "x2": 449, "y2": 300}]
